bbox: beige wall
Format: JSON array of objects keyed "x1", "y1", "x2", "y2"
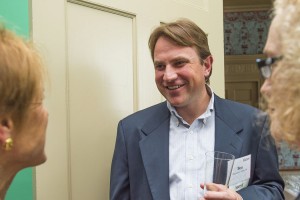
[{"x1": 31, "y1": 0, "x2": 224, "y2": 199}]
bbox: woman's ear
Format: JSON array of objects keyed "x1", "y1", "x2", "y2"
[{"x1": 0, "y1": 117, "x2": 14, "y2": 145}]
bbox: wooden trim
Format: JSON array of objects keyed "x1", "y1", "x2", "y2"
[
  {"x1": 224, "y1": 0, "x2": 273, "y2": 12},
  {"x1": 225, "y1": 54, "x2": 265, "y2": 65},
  {"x1": 224, "y1": 55, "x2": 264, "y2": 80},
  {"x1": 224, "y1": 5, "x2": 272, "y2": 12}
]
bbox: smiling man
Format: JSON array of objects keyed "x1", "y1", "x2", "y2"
[
  {"x1": 153, "y1": 35, "x2": 212, "y2": 125},
  {"x1": 110, "y1": 18, "x2": 284, "y2": 200}
]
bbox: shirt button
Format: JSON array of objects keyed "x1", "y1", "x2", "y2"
[{"x1": 188, "y1": 155, "x2": 194, "y2": 160}]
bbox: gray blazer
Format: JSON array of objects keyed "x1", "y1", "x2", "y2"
[{"x1": 110, "y1": 95, "x2": 284, "y2": 200}]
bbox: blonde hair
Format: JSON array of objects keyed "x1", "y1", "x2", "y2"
[
  {"x1": 268, "y1": 0, "x2": 300, "y2": 146},
  {"x1": 0, "y1": 25, "x2": 45, "y2": 127}
]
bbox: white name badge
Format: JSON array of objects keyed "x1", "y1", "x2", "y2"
[{"x1": 228, "y1": 154, "x2": 251, "y2": 191}]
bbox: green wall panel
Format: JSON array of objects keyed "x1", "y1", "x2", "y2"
[
  {"x1": 0, "y1": 1, "x2": 33, "y2": 200},
  {"x1": 5, "y1": 168, "x2": 34, "y2": 200},
  {"x1": 0, "y1": 0, "x2": 29, "y2": 37}
]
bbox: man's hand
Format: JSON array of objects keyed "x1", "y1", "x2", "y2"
[{"x1": 200, "y1": 183, "x2": 243, "y2": 200}]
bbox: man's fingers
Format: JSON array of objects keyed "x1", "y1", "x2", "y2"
[{"x1": 205, "y1": 183, "x2": 227, "y2": 192}]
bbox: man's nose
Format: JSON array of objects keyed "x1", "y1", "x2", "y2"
[{"x1": 163, "y1": 65, "x2": 177, "y2": 81}]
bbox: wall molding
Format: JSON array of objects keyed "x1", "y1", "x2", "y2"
[
  {"x1": 67, "y1": 0, "x2": 139, "y2": 111},
  {"x1": 68, "y1": 0, "x2": 135, "y2": 18},
  {"x1": 225, "y1": 54, "x2": 264, "y2": 65},
  {"x1": 224, "y1": 0, "x2": 272, "y2": 12}
]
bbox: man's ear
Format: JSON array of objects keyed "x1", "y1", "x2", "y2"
[
  {"x1": 203, "y1": 55, "x2": 213, "y2": 76},
  {"x1": 0, "y1": 117, "x2": 14, "y2": 144}
]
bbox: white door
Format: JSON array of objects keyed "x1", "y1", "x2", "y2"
[{"x1": 31, "y1": 0, "x2": 224, "y2": 199}]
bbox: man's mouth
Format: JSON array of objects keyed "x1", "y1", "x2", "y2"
[{"x1": 166, "y1": 84, "x2": 184, "y2": 90}]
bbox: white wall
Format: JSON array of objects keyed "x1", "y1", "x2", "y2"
[{"x1": 31, "y1": 0, "x2": 224, "y2": 199}]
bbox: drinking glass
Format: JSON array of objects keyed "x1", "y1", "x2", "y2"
[{"x1": 204, "y1": 151, "x2": 235, "y2": 192}]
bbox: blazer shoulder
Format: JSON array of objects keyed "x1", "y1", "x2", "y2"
[
  {"x1": 121, "y1": 101, "x2": 169, "y2": 124},
  {"x1": 214, "y1": 94, "x2": 262, "y2": 116},
  {"x1": 214, "y1": 94, "x2": 268, "y2": 127}
]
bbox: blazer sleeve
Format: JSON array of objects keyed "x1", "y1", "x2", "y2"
[
  {"x1": 237, "y1": 115, "x2": 285, "y2": 200},
  {"x1": 110, "y1": 121, "x2": 130, "y2": 200}
]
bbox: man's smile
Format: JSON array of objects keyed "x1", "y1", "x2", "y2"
[{"x1": 165, "y1": 84, "x2": 185, "y2": 90}]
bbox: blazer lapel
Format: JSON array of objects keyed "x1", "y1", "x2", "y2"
[
  {"x1": 139, "y1": 102, "x2": 171, "y2": 200},
  {"x1": 214, "y1": 95, "x2": 243, "y2": 157}
]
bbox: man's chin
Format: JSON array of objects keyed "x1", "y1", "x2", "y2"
[
  {"x1": 169, "y1": 101, "x2": 183, "y2": 108},
  {"x1": 166, "y1": 97, "x2": 184, "y2": 106}
]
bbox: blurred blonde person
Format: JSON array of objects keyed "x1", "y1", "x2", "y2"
[
  {"x1": 259, "y1": 0, "x2": 300, "y2": 149},
  {"x1": 258, "y1": 0, "x2": 300, "y2": 199},
  {"x1": 0, "y1": 26, "x2": 48, "y2": 199}
]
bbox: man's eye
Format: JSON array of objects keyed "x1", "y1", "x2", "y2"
[
  {"x1": 155, "y1": 64, "x2": 165, "y2": 70},
  {"x1": 174, "y1": 60, "x2": 186, "y2": 67}
]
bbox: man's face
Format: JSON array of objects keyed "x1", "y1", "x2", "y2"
[{"x1": 153, "y1": 36, "x2": 211, "y2": 109}]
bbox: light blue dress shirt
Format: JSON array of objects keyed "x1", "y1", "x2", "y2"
[{"x1": 168, "y1": 91, "x2": 215, "y2": 200}]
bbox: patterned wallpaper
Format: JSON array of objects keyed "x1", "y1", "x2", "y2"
[
  {"x1": 278, "y1": 142, "x2": 300, "y2": 170},
  {"x1": 224, "y1": 11, "x2": 300, "y2": 170},
  {"x1": 224, "y1": 11, "x2": 271, "y2": 55}
]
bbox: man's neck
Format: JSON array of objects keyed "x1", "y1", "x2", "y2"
[{"x1": 176, "y1": 93, "x2": 211, "y2": 125}]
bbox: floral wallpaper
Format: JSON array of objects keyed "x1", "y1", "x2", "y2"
[
  {"x1": 224, "y1": 11, "x2": 300, "y2": 170},
  {"x1": 278, "y1": 142, "x2": 300, "y2": 170},
  {"x1": 224, "y1": 11, "x2": 271, "y2": 55}
]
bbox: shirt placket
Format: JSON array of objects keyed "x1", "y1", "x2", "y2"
[{"x1": 185, "y1": 126, "x2": 198, "y2": 199}]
